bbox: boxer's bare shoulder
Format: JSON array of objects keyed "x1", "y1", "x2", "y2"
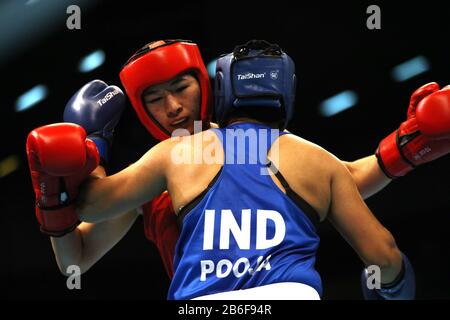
[{"x1": 268, "y1": 134, "x2": 342, "y2": 220}]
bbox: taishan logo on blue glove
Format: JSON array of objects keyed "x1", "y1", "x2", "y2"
[{"x1": 97, "y1": 89, "x2": 122, "y2": 106}]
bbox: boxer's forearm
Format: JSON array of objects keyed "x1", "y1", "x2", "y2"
[
  {"x1": 51, "y1": 211, "x2": 139, "y2": 276},
  {"x1": 76, "y1": 173, "x2": 126, "y2": 222},
  {"x1": 76, "y1": 161, "x2": 149, "y2": 222},
  {"x1": 75, "y1": 165, "x2": 115, "y2": 223},
  {"x1": 50, "y1": 228, "x2": 84, "y2": 275},
  {"x1": 342, "y1": 155, "x2": 392, "y2": 199},
  {"x1": 77, "y1": 142, "x2": 167, "y2": 222},
  {"x1": 48, "y1": 165, "x2": 109, "y2": 275}
]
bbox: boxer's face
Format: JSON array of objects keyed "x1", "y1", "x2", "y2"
[{"x1": 143, "y1": 74, "x2": 201, "y2": 135}]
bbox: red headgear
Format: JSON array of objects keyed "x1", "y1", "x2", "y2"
[{"x1": 119, "y1": 40, "x2": 212, "y2": 141}]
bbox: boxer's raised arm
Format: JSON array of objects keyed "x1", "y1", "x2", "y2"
[
  {"x1": 51, "y1": 210, "x2": 139, "y2": 275},
  {"x1": 326, "y1": 157, "x2": 402, "y2": 285},
  {"x1": 342, "y1": 82, "x2": 450, "y2": 200},
  {"x1": 76, "y1": 140, "x2": 169, "y2": 221},
  {"x1": 342, "y1": 156, "x2": 391, "y2": 199}
]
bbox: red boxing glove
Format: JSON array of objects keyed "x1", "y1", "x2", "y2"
[
  {"x1": 26, "y1": 123, "x2": 100, "y2": 236},
  {"x1": 377, "y1": 82, "x2": 450, "y2": 178}
]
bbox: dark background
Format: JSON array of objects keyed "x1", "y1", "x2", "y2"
[{"x1": 1, "y1": 0, "x2": 449, "y2": 300}]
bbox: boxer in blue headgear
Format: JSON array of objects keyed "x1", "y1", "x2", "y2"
[
  {"x1": 215, "y1": 40, "x2": 296, "y2": 130},
  {"x1": 67, "y1": 40, "x2": 414, "y2": 300}
]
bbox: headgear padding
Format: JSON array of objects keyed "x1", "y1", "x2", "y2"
[{"x1": 214, "y1": 40, "x2": 296, "y2": 129}]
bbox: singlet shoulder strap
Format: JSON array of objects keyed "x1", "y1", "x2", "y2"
[
  {"x1": 267, "y1": 161, "x2": 321, "y2": 228},
  {"x1": 176, "y1": 167, "x2": 223, "y2": 228}
]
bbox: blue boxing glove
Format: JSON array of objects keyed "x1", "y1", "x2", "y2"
[
  {"x1": 361, "y1": 252, "x2": 415, "y2": 300},
  {"x1": 63, "y1": 80, "x2": 125, "y2": 165}
]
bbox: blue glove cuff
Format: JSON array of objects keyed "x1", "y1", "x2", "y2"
[
  {"x1": 377, "y1": 253, "x2": 415, "y2": 300},
  {"x1": 88, "y1": 135, "x2": 109, "y2": 166},
  {"x1": 361, "y1": 252, "x2": 415, "y2": 300}
]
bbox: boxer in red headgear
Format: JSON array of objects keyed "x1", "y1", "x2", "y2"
[
  {"x1": 118, "y1": 40, "x2": 213, "y2": 277},
  {"x1": 45, "y1": 40, "x2": 213, "y2": 279},
  {"x1": 120, "y1": 40, "x2": 212, "y2": 140}
]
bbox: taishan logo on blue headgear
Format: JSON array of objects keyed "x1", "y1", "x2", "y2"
[
  {"x1": 236, "y1": 70, "x2": 280, "y2": 81},
  {"x1": 237, "y1": 72, "x2": 266, "y2": 80}
]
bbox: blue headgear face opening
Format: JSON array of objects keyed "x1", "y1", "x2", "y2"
[{"x1": 215, "y1": 40, "x2": 296, "y2": 129}]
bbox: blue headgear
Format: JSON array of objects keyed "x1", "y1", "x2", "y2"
[{"x1": 214, "y1": 40, "x2": 296, "y2": 129}]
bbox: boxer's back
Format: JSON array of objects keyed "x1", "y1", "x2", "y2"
[
  {"x1": 166, "y1": 122, "x2": 334, "y2": 222},
  {"x1": 165, "y1": 121, "x2": 338, "y2": 299}
]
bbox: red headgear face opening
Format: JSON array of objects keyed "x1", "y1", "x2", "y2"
[{"x1": 119, "y1": 40, "x2": 212, "y2": 141}]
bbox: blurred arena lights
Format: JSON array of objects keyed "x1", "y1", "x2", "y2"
[
  {"x1": 25, "y1": 0, "x2": 41, "y2": 5},
  {"x1": 206, "y1": 58, "x2": 218, "y2": 79},
  {"x1": 0, "y1": 155, "x2": 20, "y2": 178},
  {"x1": 0, "y1": 0, "x2": 96, "y2": 66},
  {"x1": 391, "y1": 55, "x2": 430, "y2": 82},
  {"x1": 319, "y1": 90, "x2": 358, "y2": 117},
  {"x1": 78, "y1": 49, "x2": 106, "y2": 73},
  {"x1": 15, "y1": 85, "x2": 48, "y2": 112}
]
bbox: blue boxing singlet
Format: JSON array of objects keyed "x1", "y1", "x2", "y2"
[{"x1": 168, "y1": 122, "x2": 322, "y2": 300}]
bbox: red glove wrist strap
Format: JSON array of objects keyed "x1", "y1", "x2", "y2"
[{"x1": 376, "y1": 130, "x2": 414, "y2": 178}]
